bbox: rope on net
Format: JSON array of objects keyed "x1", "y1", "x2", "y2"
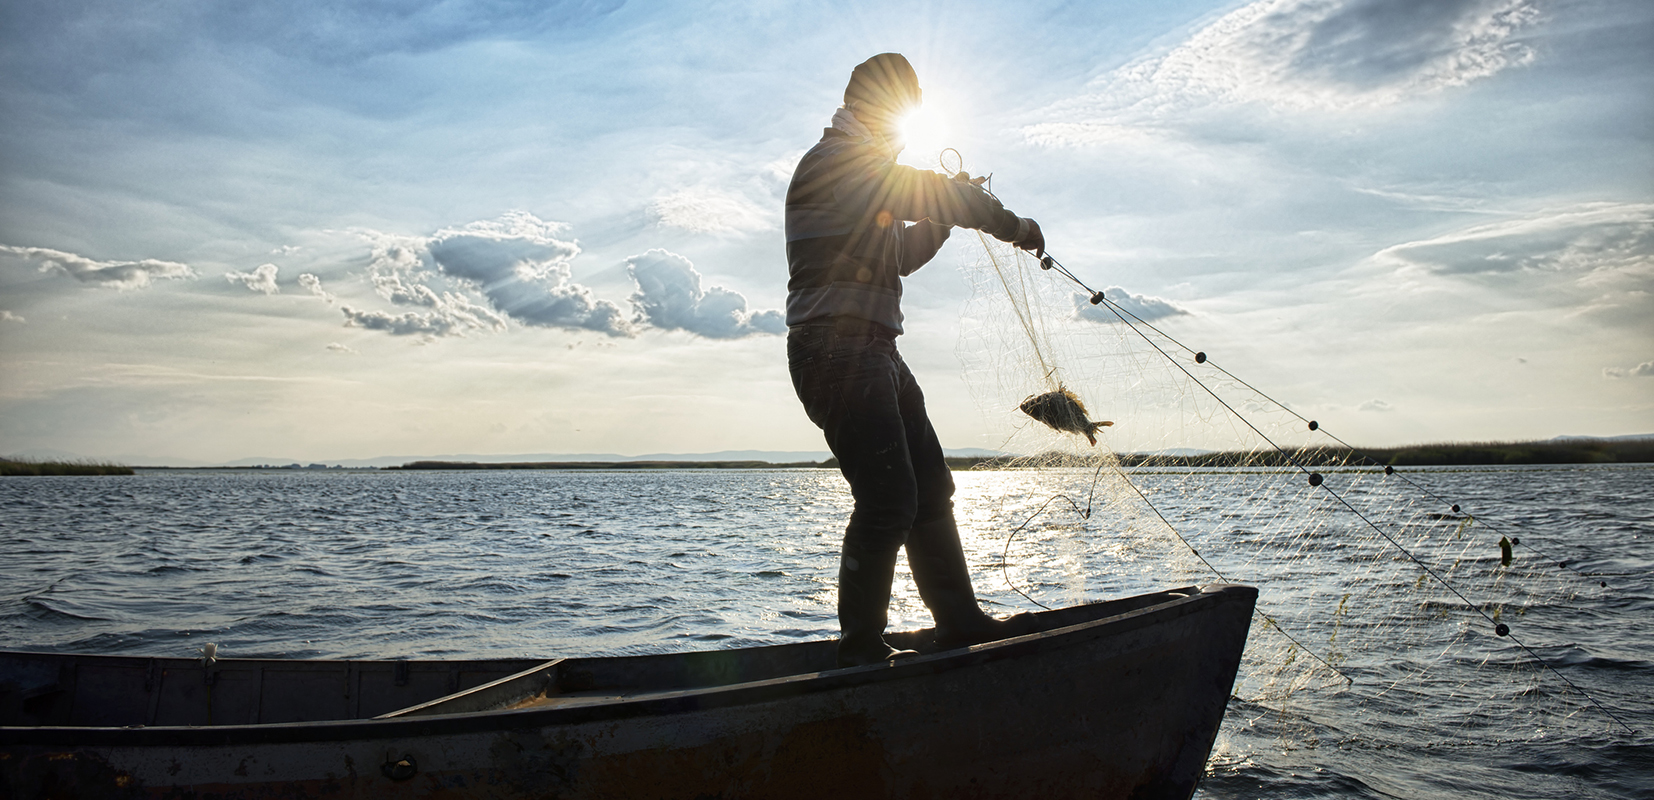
[{"x1": 1002, "y1": 247, "x2": 1637, "y2": 734}]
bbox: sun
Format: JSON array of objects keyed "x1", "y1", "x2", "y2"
[{"x1": 897, "y1": 93, "x2": 955, "y2": 169}]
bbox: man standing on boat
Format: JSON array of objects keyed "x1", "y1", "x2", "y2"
[{"x1": 786, "y1": 53, "x2": 1046, "y2": 667}]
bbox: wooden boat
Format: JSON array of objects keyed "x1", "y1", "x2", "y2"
[{"x1": 0, "y1": 584, "x2": 1255, "y2": 799}]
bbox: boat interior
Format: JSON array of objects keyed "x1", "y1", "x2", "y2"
[{"x1": 1, "y1": 587, "x2": 1204, "y2": 729}]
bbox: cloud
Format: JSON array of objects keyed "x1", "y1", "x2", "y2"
[
  {"x1": 1026, "y1": 0, "x2": 1540, "y2": 146},
  {"x1": 343, "y1": 212, "x2": 633, "y2": 339},
  {"x1": 626, "y1": 249, "x2": 786, "y2": 338},
  {"x1": 1371, "y1": 204, "x2": 1654, "y2": 328},
  {"x1": 1359, "y1": 399, "x2": 1394, "y2": 412},
  {"x1": 1072, "y1": 287, "x2": 1190, "y2": 324},
  {"x1": 0, "y1": 310, "x2": 22, "y2": 323},
  {"x1": 326, "y1": 342, "x2": 356, "y2": 354},
  {"x1": 0, "y1": 245, "x2": 195, "y2": 290},
  {"x1": 225, "y1": 263, "x2": 280, "y2": 294},
  {"x1": 340, "y1": 291, "x2": 505, "y2": 339},
  {"x1": 1604, "y1": 361, "x2": 1654, "y2": 379},
  {"x1": 200, "y1": 1, "x2": 624, "y2": 63},
  {"x1": 650, "y1": 188, "x2": 773, "y2": 235},
  {"x1": 1376, "y1": 203, "x2": 1654, "y2": 279},
  {"x1": 372, "y1": 272, "x2": 441, "y2": 307},
  {"x1": 356, "y1": 232, "x2": 443, "y2": 306},
  {"x1": 340, "y1": 306, "x2": 447, "y2": 337},
  {"x1": 342, "y1": 305, "x2": 474, "y2": 338},
  {"x1": 427, "y1": 212, "x2": 632, "y2": 336},
  {"x1": 361, "y1": 231, "x2": 431, "y2": 276},
  {"x1": 297, "y1": 273, "x2": 334, "y2": 303},
  {"x1": 6, "y1": 1, "x2": 626, "y2": 88}
]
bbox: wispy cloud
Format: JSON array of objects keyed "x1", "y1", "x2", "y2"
[
  {"x1": 205, "y1": 1, "x2": 624, "y2": 64},
  {"x1": 626, "y1": 249, "x2": 785, "y2": 338},
  {"x1": 1360, "y1": 399, "x2": 1395, "y2": 412},
  {"x1": 650, "y1": 187, "x2": 774, "y2": 235},
  {"x1": 1372, "y1": 203, "x2": 1654, "y2": 330},
  {"x1": 225, "y1": 263, "x2": 280, "y2": 294},
  {"x1": 1376, "y1": 203, "x2": 1654, "y2": 280},
  {"x1": 1072, "y1": 287, "x2": 1190, "y2": 323},
  {"x1": 1604, "y1": 361, "x2": 1654, "y2": 379},
  {"x1": 341, "y1": 289, "x2": 506, "y2": 339},
  {"x1": 4, "y1": 0, "x2": 626, "y2": 86},
  {"x1": 1, "y1": 245, "x2": 195, "y2": 290},
  {"x1": 325, "y1": 341, "x2": 355, "y2": 354},
  {"x1": 0, "y1": 310, "x2": 23, "y2": 323},
  {"x1": 340, "y1": 301, "x2": 501, "y2": 339},
  {"x1": 1026, "y1": 0, "x2": 1540, "y2": 146}
]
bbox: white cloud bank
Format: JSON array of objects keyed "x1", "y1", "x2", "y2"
[
  {"x1": 339, "y1": 212, "x2": 783, "y2": 341},
  {"x1": 626, "y1": 249, "x2": 786, "y2": 338},
  {"x1": 341, "y1": 212, "x2": 618, "y2": 339},
  {"x1": 225, "y1": 263, "x2": 280, "y2": 294},
  {"x1": 428, "y1": 213, "x2": 631, "y2": 335},
  {"x1": 1, "y1": 244, "x2": 195, "y2": 290},
  {"x1": 2, "y1": 215, "x2": 786, "y2": 343},
  {"x1": 1026, "y1": 0, "x2": 1540, "y2": 146}
]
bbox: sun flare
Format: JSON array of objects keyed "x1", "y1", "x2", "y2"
[{"x1": 897, "y1": 94, "x2": 955, "y2": 169}]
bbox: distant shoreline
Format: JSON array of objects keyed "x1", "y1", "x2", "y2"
[
  {"x1": 0, "y1": 459, "x2": 134, "y2": 476},
  {"x1": 386, "y1": 459, "x2": 826, "y2": 471},
  {"x1": 386, "y1": 438, "x2": 1653, "y2": 471},
  {"x1": 8, "y1": 437, "x2": 1650, "y2": 475}
]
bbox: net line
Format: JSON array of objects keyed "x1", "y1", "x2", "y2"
[{"x1": 947, "y1": 229, "x2": 1637, "y2": 736}]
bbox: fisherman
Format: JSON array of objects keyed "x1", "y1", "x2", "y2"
[{"x1": 786, "y1": 53, "x2": 1047, "y2": 667}]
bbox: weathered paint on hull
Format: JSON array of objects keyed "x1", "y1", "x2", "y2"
[{"x1": 2, "y1": 585, "x2": 1256, "y2": 799}]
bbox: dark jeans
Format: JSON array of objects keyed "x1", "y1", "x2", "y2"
[{"x1": 787, "y1": 322, "x2": 955, "y2": 559}]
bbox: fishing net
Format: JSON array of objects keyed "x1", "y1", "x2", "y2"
[{"x1": 947, "y1": 230, "x2": 1638, "y2": 764}]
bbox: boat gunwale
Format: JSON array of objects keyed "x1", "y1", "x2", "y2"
[{"x1": 0, "y1": 584, "x2": 1256, "y2": 748}]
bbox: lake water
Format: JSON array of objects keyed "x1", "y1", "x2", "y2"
[{"x1": 2, "y1": 465, "x2": 1649, "y2": 798}]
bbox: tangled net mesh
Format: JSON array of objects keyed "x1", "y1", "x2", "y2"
[{"x1": 950, "y1": 234, "x2": 1627, "y2": 752}]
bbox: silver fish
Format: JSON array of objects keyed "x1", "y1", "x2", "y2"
[{"x1": 1019, "y1": 387, "x2": 1113, "y2": 445}]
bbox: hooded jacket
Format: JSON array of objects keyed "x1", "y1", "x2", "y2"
[{"x1": 784, "y1": 112, "x2": 1025, "y2": 334}]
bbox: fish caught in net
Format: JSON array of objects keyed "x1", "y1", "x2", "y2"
[
  {"x1": 943, "y1": 226, "x2": 1641, "y2": 787},
  {"x1": 1018, "y1": 387, "x2": 1112, "y2": 445}
]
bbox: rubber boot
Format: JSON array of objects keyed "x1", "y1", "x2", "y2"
[
  {"x1": 836, "y1": 538, "x2": 920, "y2": 668},
  {"x1": 906, "y1": 516, "x2": 1040, "y2": 649}
]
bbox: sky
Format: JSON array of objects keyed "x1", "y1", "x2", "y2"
[{"x1": 0, "y1": 0, "x2": 1650, "y2": 465}]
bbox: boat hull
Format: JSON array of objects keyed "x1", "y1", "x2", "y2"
[{"x1": 1, "y1": 584, "x2": 1256, "y2": 799}]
